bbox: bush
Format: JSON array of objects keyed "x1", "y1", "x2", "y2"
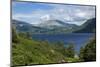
[
  {"x1": 65, "y1": 43, "x2": 75, "y2": 58},
  {"x1": 79, "y1": 38, "x2": 96, "y2": 61},
  {"x1": 12, "y1": 27, "x2": 19, "y2": 43}
]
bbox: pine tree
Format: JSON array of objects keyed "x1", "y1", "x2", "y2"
[
  {"x1": 65, "y1": 43, "x2": 75, "y2": 58},
  {"x1": 12, "y1": 27, "x2": 19, "y2": 43},
  {"x1": 79, "y1": 38, "x2": 96, "y2": 61}
]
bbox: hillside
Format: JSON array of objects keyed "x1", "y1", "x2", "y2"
[
  {"x1": 74, "y1": 18, "x2": 96, "y2": 33},
  {"x1": 12, "y1": 20, "x2": 48, "y2": 33},
  {"x1": 12, "y1": 18, "x2": 96, "y2": 34},
  {"x1": 12, "y1": 19, "x2": 78, "y2": 34},
  {"x1": 12, "y1": 28, "x2": 79, "y2": 66},
  {"x1": 12, "y1": 25, "x2": 96, "y2": 66},
  {"x1": 38, "y1": 19, "x2": 77, "y2": 29}
]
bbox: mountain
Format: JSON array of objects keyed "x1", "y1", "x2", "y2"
[
  {"x1": 38, "y1": 19, "x2": 78, "y2": 29},
  {"x1": 12, "y1": 18, "x2": 96, "y2": 34},
  {"x1": 74, "y1": 18, "x2": 96, "y2": 33},
  {"x1": 12, "y1": 20, "x2": 48, "y2": 33},
  {"x1": 36, "y1": 19, "x2": 78, "y2": 33},
  {"x1": 12, "y1": 19, "x2": 78, "y2": 34},
  {"x1": 12, "y1": 20, "x2": 33, "y2": 32}
]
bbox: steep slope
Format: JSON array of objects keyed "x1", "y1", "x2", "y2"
[
  {"x1": 12, "y1": 19, "x2": 48, "y2": 33},
  {"x1": 12, "y1": 28, "x2": 68, "y2": 66},
  {"x1": 37, "y1": 19, "x2": 78, "y2": 33},
  {"x1": 74, "y1": 18, "x2": 96, "y2": 33},
  {"x1": 12, "y1": 19, "x2": 78, "y2": 34},
  {"x1": 12, "y1": 27, "x2": 80, "y2": 66},
  {"x1": 12, "y1": 20, "x2": 33, "y2": 32},
  {"x1": 12, "y1": 38, "x2": 67, "y2": 66},
  {"x1": 38, "y1": 19, "x2": 78, "y2": 29}
]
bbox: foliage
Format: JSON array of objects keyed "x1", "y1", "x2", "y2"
[
  {"x1": 75, "y1": 18, "x2": 96, "y2": 33},
  {"x1": 65, "y1": 43, "x2": 75, "y2": 58},
  {"x1": 12, "y1": 27, "x2": 19, "y2": 43},
  {"x1": 12, "y1": 29, "x2": 77, "y2": 66},
  {"x1": 12, "y1": 27, "x2": 96, "y2": 66},
  {"x1": 79, "y1": 38, "x2": 96, "y2": 61},
  {"x1": 12, "y1": 30, "x2": 68, "y2": 66},
  {"x1": 18, "y1": 32, "x2": 32, "y2": 39},
  {"x1": 12, "y1": 37, "x2": 68, "y2": 66},
  {"x1": 66, "y1": 57, "x2": 80, "y2": 63}
]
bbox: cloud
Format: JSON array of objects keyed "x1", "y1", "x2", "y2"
[
  {"x1": 40, "y1": 14, "x2": 52, "y2": 21},
  {"x1": 12, "y1": 2, "x2": 95, "y2": 25}
]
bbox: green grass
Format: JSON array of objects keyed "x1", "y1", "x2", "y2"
[{"x1": 12, "y1": 37, "x2": 69, "y2": 66}]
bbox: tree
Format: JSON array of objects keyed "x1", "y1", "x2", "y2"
[
  {"x1": 26, "y1": 32, "x2": 32, "y2": 39},
  {"x1": 65, "y1": 43, "x2": 75, "y2": 58},
  {"x1": 12, "y1": 27, "x2": 19, "y2": 43},
  {"x1": 18, "y1": 32, "x2": 32, "y2": 39},
  {"x1": 79, "y1": 38, "x2": 96, "y2": 61}
]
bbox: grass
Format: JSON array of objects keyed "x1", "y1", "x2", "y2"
[{"x1": 12, "y1": 37, "x2": 70, "y2": 66}]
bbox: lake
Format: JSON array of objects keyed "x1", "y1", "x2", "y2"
[{"x1": 32, "y1": 33, "x2": 94, "y2": 52}]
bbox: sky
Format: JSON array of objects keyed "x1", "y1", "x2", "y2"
[{"x1": 12, "y1": 1, "x2": 96, "y2": 26}]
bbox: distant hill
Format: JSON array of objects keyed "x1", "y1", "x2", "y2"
[
  {"x1": 12, "y1": 19, "x2": 78, "y2": 34},
  {"x1": 38, "y1": 19, "x2": 78, "y2": 29},
  {"x1": 12, "y1": 20, "x2": 48, "y2": 33},
  {"x1": 12, "y1": 18, "x2": 96, "y2": 34},
  {"x1": 74, "y1": 18, "x2": 96, "y2": 33}
]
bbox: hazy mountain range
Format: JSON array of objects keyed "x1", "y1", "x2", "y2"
[
  {"x1": 12, "y1": 18, "x2": 96, "y2": 34},
  {"x1": 74, "y1": 18, "x2": 96, "y2": 33}
]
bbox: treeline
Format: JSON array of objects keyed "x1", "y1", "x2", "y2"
[
  {"x1": 79, "y1": 37, "x2": 96, "y2": 61},
  {"x1": 12, "y1": 28, "x2": 96, "y2": 66}
]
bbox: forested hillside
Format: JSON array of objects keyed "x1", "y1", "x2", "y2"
[
  {"x1": 12, "y1": 28, "x2": 96, "y2": 66},
  {"x1": 74, "y1": 18, "x2": 96, "y2": 33},
  {"x1": 12, "y1": 28, "x2": 79, "y2": 66}
]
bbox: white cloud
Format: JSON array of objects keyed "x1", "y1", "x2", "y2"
[
  {"x1": 64, "y1": 16, "x2": 74, "y2": 21},
  {"x1": 77, "y1": 12, "x2": 86, "y2": 18},
  {"x1": 13, "y1": 3, "x2": 95, "y2": 25},
  {"x1": 40, "y1": 14, "x2": 51, "y2": 21}
]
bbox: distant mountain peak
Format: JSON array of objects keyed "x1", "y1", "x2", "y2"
[
  {"x1": 74, "y1": 18, "x2": 96, "y2": 33},
  {"x1": 40, "y1": 14, "x2": 53, "y2": 21}
]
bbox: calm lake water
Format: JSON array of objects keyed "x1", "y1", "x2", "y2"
[{"x1": 32, "y1": 33, "x2": 94, "y2": 51}]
